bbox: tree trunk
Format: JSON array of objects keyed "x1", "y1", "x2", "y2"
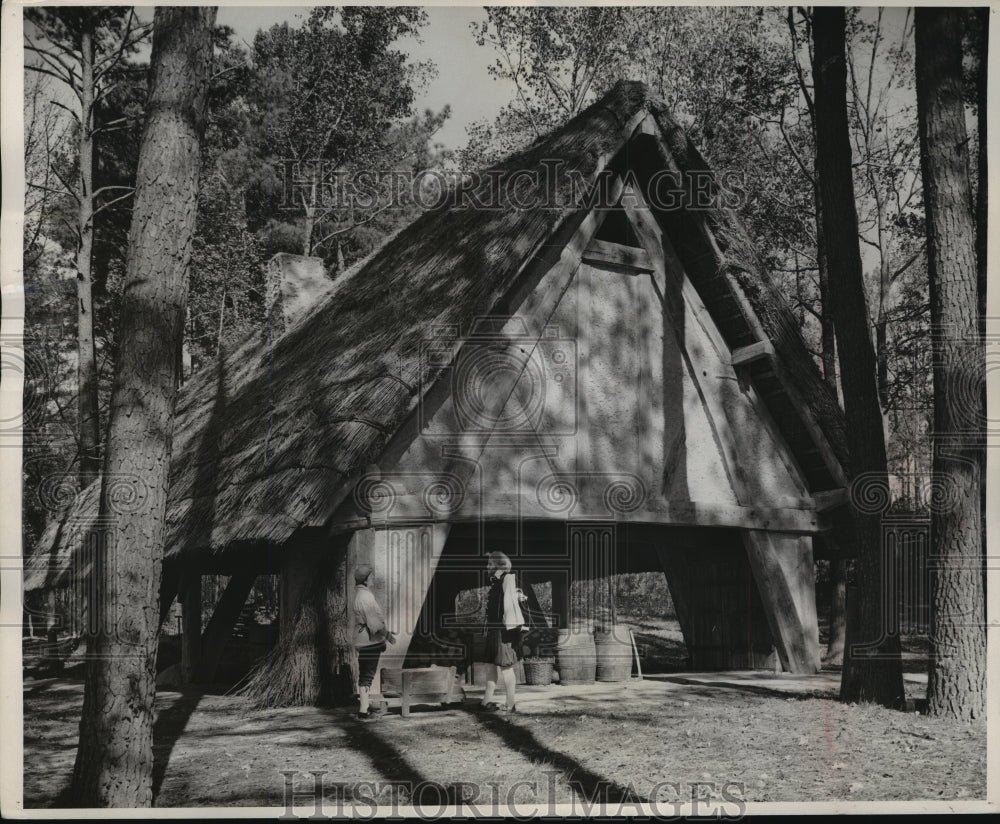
[
  {"x1": 973, "y1": 6, "x2": 988, "y2": 608},
  {"x1": 814, "y1": 166, "x2": 847, "y2": 666},
  {"x1": 874, "y1": 195, "x2": 891, "y2": 416},
  {"x1": 77, "y1": 27, "x2": 101, "y2": 485},
  {"x1": 975, "y1": 7, "x2": 988, "y2": 342},
  {"x1": 70, "y1": 7, "x2": 216, "y2": 806},
  {"x1": 812, "y1": 6, "x2": 905, "y2": 707},
  {"x1": 824, "y1": 558, "x2": 847, "y2": 666},
  {"x1": 875, "y1": 315, "x2": 888, "y2": 409},
  {"x1": 814, "y1": 191, "x2": 838, "y2": 391},
  {"x1": 302, "y1": 169, "x2": 318, "y2": 255},
  {"x1": 915, "y1": 7, "x2": 986, "y2": 722}
]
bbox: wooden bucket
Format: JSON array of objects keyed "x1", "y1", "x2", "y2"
[
  {"x1": 594, "y1": 627, "x2": 633, "y2": 682},
  {"x1": 555, "y1": 626, "x2": 596, "y2": 685}
]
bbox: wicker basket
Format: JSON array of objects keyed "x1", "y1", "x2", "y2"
[{"x1": 523, "y1": 659, "x2": 554, "y2": 686}]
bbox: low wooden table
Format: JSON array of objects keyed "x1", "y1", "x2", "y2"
[{"x1": 376, "y1": 666, "x2": 465, "y2": 718}]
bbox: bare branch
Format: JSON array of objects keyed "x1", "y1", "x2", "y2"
[
  {"x1": 26, "y1": 181, "x2": 74, "y2": 198},
  {"x1": 49, "y1": 98, "x2": 81, "y2": 124},
  {"x1": 889, "y1": 244, "x2": 926, "y2": 284},
  {"x1": 211, "y1": 62, "x2": 249, "y2": 81},
  {"x1": 59, "y1": 216, "x2": 81, "y2": 241},
  {"x1": 787, "y1": 8, "x2": 815, "y2": 122},
  {"x1": 778, "y1": 104, "x2": 816, "y2": 186},
  {"x1": 24, "y1": 37, "x2": 81, "y2": 89},
  {"x1": 92, "y1": 116, "x2": 138, "y2": 136},
  {"x1": 312, "y1": 201, "x2": 395, "y2": 249},
  {"x1": 50, "y1": 164, "x2": 81, "y2": 205},
  {"x1": 93, "y1": 12, "x2": 153, "y2": 85},
  {"x1": 92, "y1": 185, "x2": 135, "y2": 200},
  {"x1": 24, "y1": 62, "x2": 80, "y2": 100},
  {"x1": 90, "y1": 189, "x2": 136, "y2": 222}
]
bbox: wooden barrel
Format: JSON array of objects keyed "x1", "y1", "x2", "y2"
[
  {"x1": 555, "y1": 626, "x2": 596, "y2": 685},
  {"x1": 594, "y1": 627, "x2": 633, "y2": 682}
]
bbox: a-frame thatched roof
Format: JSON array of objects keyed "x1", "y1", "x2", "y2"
[{"x1": 26, "y1": 81, "x2": 848, "y2": 590}]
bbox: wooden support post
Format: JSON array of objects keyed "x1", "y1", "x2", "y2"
[
  {"x1": 192, "y1": 569, "x2": 256, "y2": 684},
  {"x1": 180, "y1": 566, "x2": 201, "y2": 684},
  {"x1": 743, "y1": 530, "x2": 821, "y2": 674}
]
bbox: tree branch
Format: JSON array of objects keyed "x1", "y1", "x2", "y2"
[
  {"x1": 93, "y1": 12, "x2": 152, "y2": 85},
  {"x1": 89, "y1": 190, "x2": 135, "y2": 221},
  {"x1": 889, "y1": 244, "x2": 926, "y2": 284},
  {"x1": 787, "y1": 7, "x2": 816, "y2": 122},
  {"x1": 312, "y1": 201, "x2": 395, "y2": 249},
  {"x1": 778, "y1": 104, "x2": 816, "y2": 186},
  {"x1": 24, "y1": 37, "x2": 82, "y2": 90},
  {"x1": 24, "y1": 62, "x2": 80, "y2": 100},
  {"x1": 49, "y1": 164, "x2": 81, "y2": 205}
]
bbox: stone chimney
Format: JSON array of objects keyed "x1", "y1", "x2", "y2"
[{"x1": 265, "y1": 253, "x2": 331, "y2": 336}]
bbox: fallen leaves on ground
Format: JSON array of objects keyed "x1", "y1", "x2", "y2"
[{"x1": 21, "y1": 675, "x2": 985, "y2": 809}]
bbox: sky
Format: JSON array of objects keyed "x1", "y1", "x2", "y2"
[
  {"x1": 32, "y1": 5, "x2": 920, "y2": 160},
  {"x1": 153, "y1": 4, "x2": 516, "y2": 152}
]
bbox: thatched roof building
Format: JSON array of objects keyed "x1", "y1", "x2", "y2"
[{"x1": 27, "y1": 81, "x2": 851, "y2": 680}]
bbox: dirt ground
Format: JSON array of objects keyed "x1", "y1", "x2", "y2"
[{"x1": 22, "y1": 668, "x2": 985, "y2": 812}]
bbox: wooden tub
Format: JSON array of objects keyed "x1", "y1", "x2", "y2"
[{"x1": 378, "y1": 666, "x2": 463, "y2": 718}]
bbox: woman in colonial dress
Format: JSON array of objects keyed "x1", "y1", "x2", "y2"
[{"x1": 479, "y1": 551, "x2": 528, "y2": 713}]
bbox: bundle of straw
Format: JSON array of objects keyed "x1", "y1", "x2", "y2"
[{"x1": 237, "y1": 576, "x2": 356, "y2": 709}]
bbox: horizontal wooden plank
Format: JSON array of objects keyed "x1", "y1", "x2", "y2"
[
  {"x1": 582, "y1": 238, "x2": 655, "y2": 273},
  {"x1": 730, "y1": 340, "x2": 776, "y2": 366},
  {"x1": 340, "y1": 492, "x2": 827, "y2": 534},
  {"x1": 380, "y1": 666, "x2": 456, "y2": 696}
]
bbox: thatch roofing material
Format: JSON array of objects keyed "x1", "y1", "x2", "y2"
[{"x1": 25, "y1": 81, "x2": 847, "y2": 590}]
